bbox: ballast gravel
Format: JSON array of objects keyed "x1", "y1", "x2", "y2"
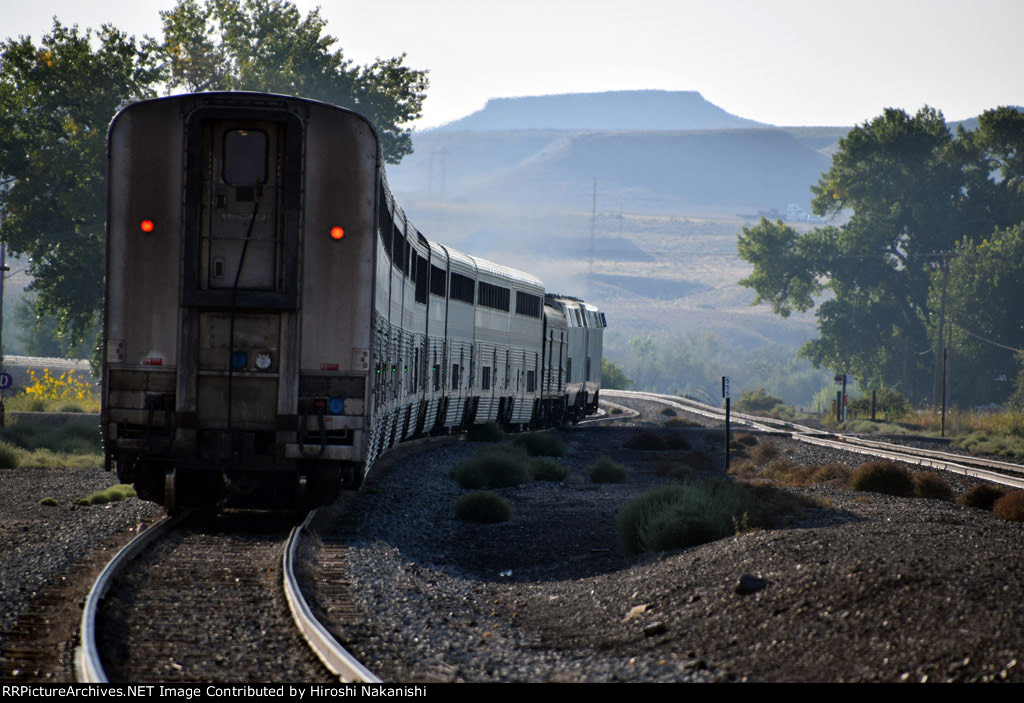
[{"x1": 308, "y1": 403, "x2": 1024, "y2": 683}]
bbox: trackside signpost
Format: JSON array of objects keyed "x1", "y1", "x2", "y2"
[{"x1": 722, "y1": 376, "x2": 730, "y2": 469}]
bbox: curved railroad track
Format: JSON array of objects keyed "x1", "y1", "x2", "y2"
[
  {"x1": 76, "y1": 509, "x2": 379, "y2": 683},
  {"x1": 605, "y1": 389, "x2": 1024, "y2": 489}
]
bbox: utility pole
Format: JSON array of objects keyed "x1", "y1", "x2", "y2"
[{"x1": 931, "y1": 252, "x2": 955, "y2": 407}]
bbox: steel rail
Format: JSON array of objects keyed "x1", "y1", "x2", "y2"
[
  {"x1": 604, "y1": 389, "x2": 1024, "y2": 490},
  {"x1": 76, "y1": 514, "x2": 183, "y2": 683},
  {"x1": 283, "y1": 512, "x2": 381, "y2": 683}
]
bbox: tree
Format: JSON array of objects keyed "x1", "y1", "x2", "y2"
[
  {"x1": 0, "y1": 21, "x2": 160, "y2": 350},
  {"x1": 938, "y1": 223, "x2": 1024, "y2": 405},
  {"x1": 157, "y1": 0, "x2": 429, "y2": 163},
  {"x1": 601, "y1": 358, "x2": 633, "y2": 390},
  {"x1": 739, "y1": 107, "x2": 1024, "y2": 403}
]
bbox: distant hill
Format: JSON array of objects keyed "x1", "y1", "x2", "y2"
[
  {"x1": 431, "y1": 90, "x2": 768, "y2": 132},
  {"x1": 390, "y1": 127, "x2": 830, "y2": 213}
]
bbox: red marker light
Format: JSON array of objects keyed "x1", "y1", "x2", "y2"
[
  {"x1": 140, "y1": 219, "x2": 155, "y2": 233},
  {"x1": 330, "y1": 226, "x2": 344, "y2": 240}
]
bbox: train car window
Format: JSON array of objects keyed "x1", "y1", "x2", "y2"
[
  {"x1": 450, "y1": 273, "x2": 475, "y2": 304},
  {"x1": 392, "y1": 224, "x2": 409, "y2": 275},
  {"x1": 415, "y1": 256, "x2": 429, "y2": 304},
  {"x1": 430, "y1": 265, "x2": 446, "y2": 297},
  {"x1": 451, "y1": 364, "x2": 460, "y2": 389},
  {"x1": 526, "y1": 370, "x2": 536, "y2": 393},
  {"x1": 566, "y1": 358, "x2": 572, "y2": 383},
  {"x1": 515, "y1": 291, "x2": 541, "y2": 317},
  {"x1": 222, "y1": 129, "x2": 267, "y2": 185},
  {"x1": 482, "y1": 366, "x2": 491, "y2": 391},
  {"x1": 477, "y1": 281, "x2": 510, "y2": 311}
]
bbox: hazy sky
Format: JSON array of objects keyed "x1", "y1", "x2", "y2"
[{"x1": 5, "y1": 0, "x2": 1023, "y2": 129}]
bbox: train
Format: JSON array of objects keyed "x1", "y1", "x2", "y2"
[{"x1": 103, "y1": 92, "x2": 605, "y2": 513}]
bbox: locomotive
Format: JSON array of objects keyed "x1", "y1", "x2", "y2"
[{"x1": 103, "y1": 92, "x2": 605, "y2": 513}]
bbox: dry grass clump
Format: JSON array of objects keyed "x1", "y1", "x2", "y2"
[
  {"x1": 653, "y1": 459, "x2": 695, "y2": 482},
  {"x1": 39, "y1": 497, "x2": 59, "y2": 507},
  {"x1": 623, "y1": 431, "x2": 668, "y2": 451},
  {"x1": 849, "y1": 460, "x2": 914, "y2": 497},
  {"x1": 659, "y1": 407, "x2": 677, "y2": 417},
  {"x1": 958, "y1": 484, "x2": 1008, "y2": 511},
  {"x1": 912, "y1": 471, "x2": 953, "y2": 501},
  {"x1": 749, "y1": 442, "x2": 782, "y2": 465},
  {"x1": 513, "y1": 431, "x2": 567, "y2": 457},
  {"x1": 454, "y1": 491, "x2": 512, "y2": 523},
  {"x1": 530, "y1": 457, "x2": 570, "y2": 483},
  {"x1": 589, "y1": 456, "x2": 628, "y2": 483},
  {"x1": 74, "y1": 484, "x2": 136, "y2": 506},
  {"x1": 617, "y1": 479, "x2": 814, "y2": 554},
  {"x1": 450, "y1": 445, "x2": 533, "y2": 489},
  {"x1": 992, "y1": 490, "x2": 1024, "y2": 522},
  {"x1": 683, "y1": 450, "x2": 717, "y2": 472},
  {"x1": 811, "y1": 464, "x2": 851, "y2": 487},
  {"x1": 734, "y1": 433, "x2": 759, "y2": 447}
]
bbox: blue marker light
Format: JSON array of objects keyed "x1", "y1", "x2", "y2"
[
  {"x1": 328, "y1": 398, "x2": 344, "y2": 415},
  {"x1": 231, "y1": 351, "x2": 247, "y2": 369}
]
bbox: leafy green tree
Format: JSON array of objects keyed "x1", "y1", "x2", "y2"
[
  {"x1": 0, "y1": 21, "x2": 160, "y2": 350},
  {"x1": 938, "y1": 223, "x2": 1024, "y2": 405},
  {"x1": 601, "y1": 358, "x2": 633, "y2": 390},
  {"x1": 157, "y1": 0, "x2": 429, "y2": 163},
  {"x1": 739, "y1": 107, "x2": 1024, "y2": 403}
]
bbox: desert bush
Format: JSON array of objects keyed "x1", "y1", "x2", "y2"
[
  {"x1": 683, "y1": 450, "x2": 718, "y2": 472},
  {"x1": 513, "y1": 432, "x2": 567, "y2": 457},
  {"x1": 450, "y1": 445, "x2": 533, "y2": 489},
  {"x1": 659, "y1": 407, "x2": 677, "y2": 417},
  {"x1": 726, "y1": 458, "x2": 759, "y2": 479},
  {"x1": 0, "y1": 442, "x2": 20, "y2": 469},
  {"x1": 75, "y1": 484, "x2": 137, "y2": 506},
  {"x1": 735, "y1": 388, "x2": 784, "y2": 414},
  {"x1": 958, "y1": 484, "x2": 1008, "y2": 511},
  {"x1": 39, "y1": 497, "x2": 58, "y2": 507},
  {"x1": 530, "y1": 457, "x2": 569, "y2": 482},
  {"x1": 617, "y1": 479, "x2": 813, "y2": 554},
  {"x1": 912, "y1": 471, "x2": 953, "y2": 501},
  {"x1": 749, "y1": 442, "x2": 781, "y2": 466},
  {"x1": 811, "y1": 464, "x2": 851, "y2": 487},
  {"x1": 992, "y1": 490, "x2": 1024, "y2": 522},
  {"x1": 623, "y1": 431, "x2": 668, "y2": 451},
  {"x1": 454, "y1": 491, "x2": 512, "y2": 523},
  {"x1": 734, "y1": 433, "x2": 759, "y2": 447},
  {"x1": 468, "y1": 422, "x2": 506, "y2": 443},
  {"x1": 589, "y1": 456, "x2": 628, "y2": 483},
  {"x1": 653, "y1": 459, "x2": 695, "y2": 482},
  {"x1": 849, "y1": 460, "x2": 914, "y2": 497},
  {"x1": 664, "y1": 432, "x2": 691, "y2": 451},
  {"x1": 759, "y1": 458, "x2": 798, "y2": 483}
]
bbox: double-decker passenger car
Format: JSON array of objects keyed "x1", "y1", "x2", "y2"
[{"x1": 104, "y1": 92, "x2": 605, "y2": 513}]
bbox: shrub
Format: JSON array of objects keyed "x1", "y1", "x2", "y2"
[
  {"x1": 958, "y1": 484, "x2": 1008, "y2": 511},
  {"x1": 0, "y1": 442, "x2": 20, "y2": 469},
  {"x1": 683, "y1": 450, "x2": 718, "y2": 472},
  {"x1": 749, "y1": 442, "x2": 781, "y2": 466},
  {"x1": 530, "y1": 457, "x2": 569, "y2": 482},
  {"x1": 992, "y1": 491, "x2": 1024, "y2": 522},
  {"x1": 75, "y1": 484, "x2": 137, "y2": 506},
  {"x1": 726, "y1": 459, "x2": 759, "y2": 479},
  {"x1": 653, "y1": 460, "x2": 694, "y2": 482},
  {"x1": 735, "y1": 388, "x2": 784, "y2": 414},
  {"x1": 450, "y1": 445, "x2": 533, "y2": 489},
  {"x1": 454, "y1": 491, "x2": 512, "y2": 523},
  {"x1": 849, "y1": 460, "x2": 914, "y2": 497},
  {"x1": 659, "y1": 407, "x2": 677, "y2": 417},
  {"x1": 589, "y1": 456, "x2": 628, "y2": 483},
  {"x1": 664, "y1": 432, "x2": 691, "y2": 451},
  {"x1": 734, "y1": 433, "x2": 759, "y2": 447},
  {"x1": 760, "y1": 458, "x2": 798, "y2": 483},
  {"x1": 617, "y1": 479, "x2": 813, "y2": 553},
  {"x1": 912, "y1": 471, "x2": 953, "y2": 501},
  {"x1": 468, "y1": 422, "x2": 506, "y2": 443},
  {"x1": 513, "y1": 432, "x2": 567, "y2": 457},
  {"x1": 623, "y1": 431, "x2": 667, "y2": 451},
  {"x1": 39, "y1": 497, "x2": 58, "y2": 507},
  {"x1": 811, "y1": 464, "x2": 851, "y2": 487}
]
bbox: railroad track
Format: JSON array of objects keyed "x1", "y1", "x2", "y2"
[
  {"x1": 76, "y1": 510, "x2": 379, "y2": 683},
  {"x1": 605, "y1": 389, "x2": 1024, "y2": 490}
]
